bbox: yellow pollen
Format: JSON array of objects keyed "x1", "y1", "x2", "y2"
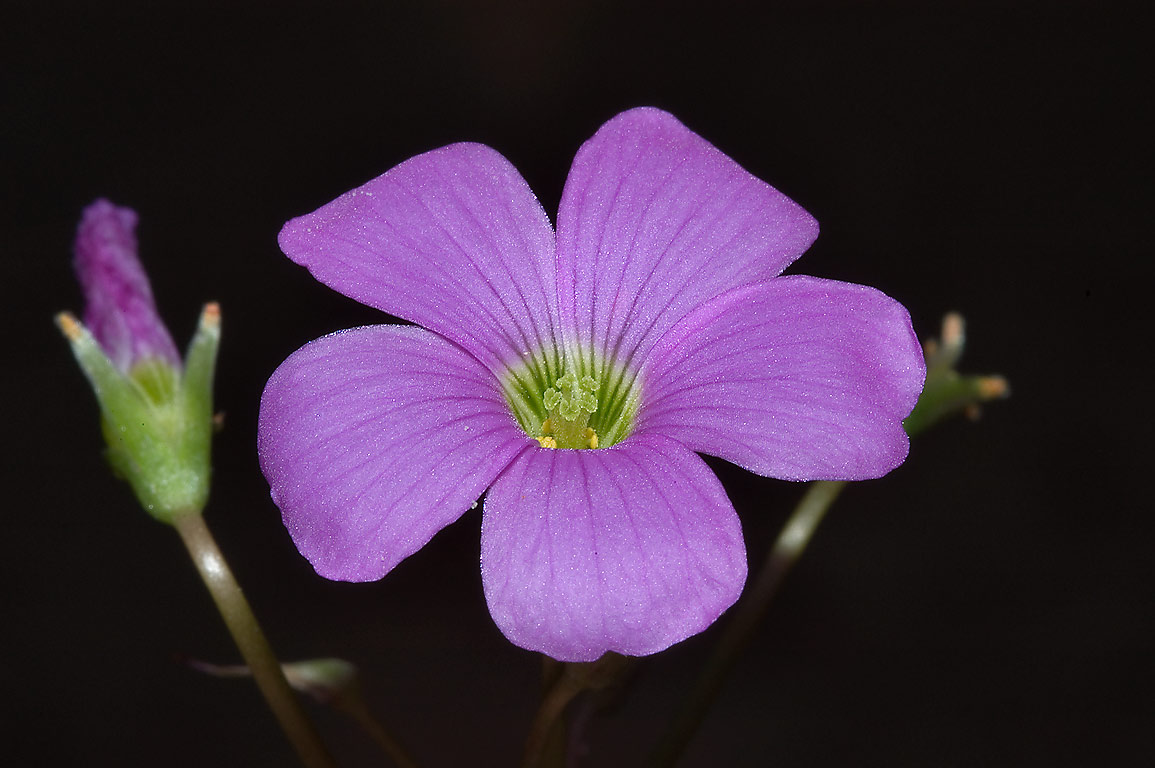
[{"x1": 535, "y1": 429, "x2": 599, "y2": 450}]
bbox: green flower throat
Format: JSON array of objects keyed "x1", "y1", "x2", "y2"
[{"x1": 502, "y1": 348, "x2": 639, "y2": 450}]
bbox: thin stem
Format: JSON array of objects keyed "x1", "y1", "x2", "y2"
[
  {"x1": 337, "y1": 697, "x2": 420, "y2": 768},
  {"x1": 522, "y1": 662, "x2": 585, "y2": 768},
  {"x1": 536, "y1": 656, "x2": 568, "y2": 767},
  {"x1": 522, "y1": 654, "x2": 630, "y2": 768},
  {"x1": 172, "y1": 512, "x2": 337, "y2": 768},
  {"x1": 647, "y1": 480, "x2": 848, "y2": 768}
]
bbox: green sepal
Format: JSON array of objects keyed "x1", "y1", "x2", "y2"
[
  {"x1": 59, "y1": 304, "x2": 220, "y2": 523},
  {"x1": 902, "y1": 313, "x2": 1009, "y2": 438}
]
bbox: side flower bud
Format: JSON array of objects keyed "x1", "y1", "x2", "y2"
[
  {"x1": 58, "y1": 199, "x2": 220, "y2": 522},
  {"x1": 902, "y1": 312, "x2": 1009, "y2": 438}
]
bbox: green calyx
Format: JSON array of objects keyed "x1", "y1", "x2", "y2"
[
  {"x1": 902, "y1": 312, "x2": 1010, "y2": 438},
  {"x1": 502, "y1": 347, "x2": 639, "y2": 450},
  {"x1": 58, "y1": 304, "x2": 220, "y2": 523},
  {"x1": 128, "y1": 357, "x2": 181, "y2": 407}
]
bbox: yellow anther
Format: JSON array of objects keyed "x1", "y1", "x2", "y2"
[
  {"x1": 537, "y1": 436, "x2": 557, "y2": 449},
  {"x1": 540, "y1": 418, "x2": 553, "y2": 435},
  {"x1": 584, "y1": 428, "x2": 598, "y2": 449}
]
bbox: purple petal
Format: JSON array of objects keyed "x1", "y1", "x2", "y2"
[
  {"x1": 555, "y1": 107, "x2": 818, "y2": 372},
  {"x1": 258, "y1": 325, "x2": 531, "y2": 581},
  {"x1": 278, "y1": 144, "x2": 559, "y2": 373},
  {"x1": 639, "y1": 276, "x2": 926, "y2": 481},
  {"x1": 73, "y1": 199, "x2": 181, "y2": 372},
  {"x1": 481, "y1": 433, "x2": 746, "y2": 661}
]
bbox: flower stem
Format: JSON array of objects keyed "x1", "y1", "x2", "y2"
[
  {"x1": 523, "y1": 658, "x2": 583, "y2": 768},
  {"x1": 336, "y1": 695, "x2": 420, "y2": 768},
  {"x1": 172, "y1": 512, "x2": 337, "y2": 768},
  {"x1": 523, "y1": 653, "x2": 631, "y2": 768},
  {"x1": 647, "y1": 480, "x2": 848, "y2": 768}
]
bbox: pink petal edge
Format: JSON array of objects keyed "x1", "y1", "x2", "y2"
[
  {"x1": 259, "y1": 324, "x2": 531, "y2": 581},
  {"x1": 555, "y1": 107, "x2": 819, "y2": 373},
  {"x1": 639, "y1": 276, "x2": 926, "y2": 481},
  {"x1": 481, "y1": 432, "x2": 747, "y2": 661},
  {"x1": 278, "y1": 143, "x2": 560, "y2": 375}
]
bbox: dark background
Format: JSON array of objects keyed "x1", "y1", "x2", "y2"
[{"x1": 4, "y1": 1, "x2": 1149, "y2": 766}]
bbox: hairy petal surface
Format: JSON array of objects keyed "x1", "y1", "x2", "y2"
[
  {"x1": 555, "y1": 107, "x2": 818, "y2": 373},
  {"x1": 481, "y1": 433, "x2": 747, "y2": 661},
  {"x1": 259, "y1": 325, "x2": 530, "y2": 581},
  {"x1": 640, "y1": 277, "x2": 925, "y2": 481},
  {"x1": 278, "y1": 144, "x2": 559, "y2": 374}
]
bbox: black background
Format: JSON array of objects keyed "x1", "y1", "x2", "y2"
[{"x1": 4, "y1": 1, "x2": 1149, "y2": 766}]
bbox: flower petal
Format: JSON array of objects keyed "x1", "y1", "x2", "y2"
[
  {"x1": 73, "y1": 199, "x2": 181, "y2": 372},
  {"x1": 639, "y1": 276, "x2": 925, "y2": 481},
  {"x1": 258, "y1": 325, "x2": 530, "y2": 581},
  {"x1": 481, "y1": 433, "x2": 746, "y2": 661},
  {"x1": 278, "y1": 144, "x2": 559, "y2": 373},
  {"x1": 555, "y1": 107, "x2": 818, "y2": 372}
]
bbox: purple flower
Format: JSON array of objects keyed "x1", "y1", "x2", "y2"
[
  {"x1": 73, "y1": 199, "x2": 181, "y2": 374},
  {"x1": 259, "y1": 108, "x2": 925, "y2": 661}
]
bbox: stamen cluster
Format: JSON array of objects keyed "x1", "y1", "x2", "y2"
[{"x1": 538, "y1": 373, "x2": 600, "y2": 449}]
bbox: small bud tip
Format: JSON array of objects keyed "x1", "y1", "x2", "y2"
[
  {"x1": 977, "y1": 376, "x2": 1010, "y2": 399},
  {"x1": 55, "y1": 312, "x2": 84, "y2": 341},
  {"x1": 942, "y1": 312, "x2": 965, "y2": 349},
  {"x1": 200, "y1": 302, "x2": 221, "y2": 329}
]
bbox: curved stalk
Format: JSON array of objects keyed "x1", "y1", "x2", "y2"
[
  {"x1": 648, "y1": 480, "x2": 847, "y2": 767},
  {"x1": 172, "y1": 512, "x2": 337, "y2": 768}
]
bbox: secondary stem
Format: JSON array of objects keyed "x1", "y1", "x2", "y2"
[
  {"x1": 338, "y1": 697, "x2": 420, "y2": 768},
  {"x1": 522, "y1": 659, "x2": 585, "y2": 768},
  {"x1": 172, "y1": 512, "x2": 337, "y2": 768},
  {"x1": 647, "y1": 480, "x2": 848, "y2": 768},
  {"x1": 523, "y1": 654, "x2": 630, "y2": 768}
]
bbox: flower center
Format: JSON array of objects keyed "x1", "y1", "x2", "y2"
[
  {"x1": 539, "y1": 372, "x2": 599, "y2": 449},
  {"x1": 502, "y1": 348, "x2": 639, "y2": 449}
]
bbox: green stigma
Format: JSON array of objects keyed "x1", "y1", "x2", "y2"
[
  {"x1": 544, "y1": 372, "x2": 598, "y2": 421},
  {"x1": 541, "y1": 372, "x2": 600, "y2": 449},
  {"x1": 502, "y1": 348, "x2": 639, "y2": 450}
]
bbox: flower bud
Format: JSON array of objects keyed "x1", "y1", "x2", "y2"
[
  {"x1": 902, "y1": 313, "x2": 1009, "y2": 437},
  {"x1": 58, "y1": 200, "x2": 219, "y2": 522}
]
